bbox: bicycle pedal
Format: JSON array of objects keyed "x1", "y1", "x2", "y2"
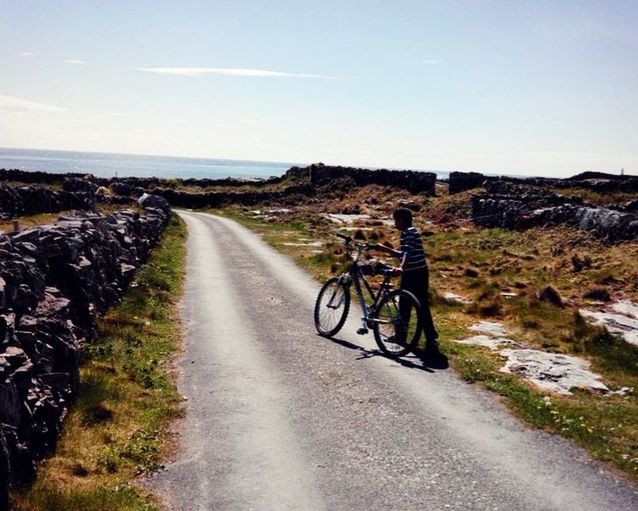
[{"x1": 356, "y1": 327, "x2": 369, "y2": 335}]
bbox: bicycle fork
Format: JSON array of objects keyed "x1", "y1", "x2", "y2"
[{"x1": 350, "y1": 274, "x2": 371, "y2": 335}]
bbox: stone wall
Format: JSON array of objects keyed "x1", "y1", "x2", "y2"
[
  {"x1": 155, "y1": 183, "x2": 316, "y2": 209},
  {"x1": 0, "y1": 196, "x2": 171, "y2": 507},
  {"x1": 448, "y1": 171, "x2": 489, "y2": 194},
  {"x1": 471, "y1": 189, "x2": 638, "y2": 242},
  {"x1": 306, "y1": 163, "x2": 437, "y2": 195},
  {"x1": 0, "y1": 181, "x2": 96, "y2": 219},
  {"x1": 448, "y1": 170, "x2": 638, "y2": 195},
  {"x1": 0, "y1": 169, "x2": 98, "y2": 186}
]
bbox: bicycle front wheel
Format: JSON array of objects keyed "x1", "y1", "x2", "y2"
[
  {"x1": 314, "y1": 277, "x2": 350, "y2": 337},
  {"x1": 372, "y1": 289, "x2": 422, "y2": 357}
]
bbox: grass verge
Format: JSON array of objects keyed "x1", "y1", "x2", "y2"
[{"x1": 11, "y1": 212, "x2": 187, "y2": 511}]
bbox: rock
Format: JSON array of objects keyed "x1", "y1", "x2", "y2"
[
  {"x1": 499, "y1": 349, "x2": 610, "y2": 395},
  {"x1": 611, "y1": 301, "x2": 638, "y2": 319},
  {"x1": 468, "y1": 321, "x2": 509, "y2": 337},
  {"x1": 454, "y1": 335, "x2": 517, "y2": 349},
  {"x1": 442, "y1": 292, "x2": 472, "y2": 305},
  {"x1": 624, "y1": 198, "x2": 638, "y2": 212},
  {"x1": 138, "y1": 193, "x2": 170, "y2": 212},
  {"x1": 579, "y1": 307, "x2": 638, "y2": 347},
  {"x1": 457, "y1": 322, "x2": 616, "y2": 395}
]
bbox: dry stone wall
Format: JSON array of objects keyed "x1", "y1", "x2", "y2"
[
  {"x1": 306, "y1": 163, "x2": 437, "y2": 195},
  {"x1": 0, "y1": 195, "x2": 170, "y2": 508},
  {"x1": 0, "y1": 181, "x2": 96, "y2": 219},
  {"x1": 470, "y1": 187, "x2": 638, "y2": 241},
  {"x1": 448, "y1": 170, "x2": 638, "y2": 195}
]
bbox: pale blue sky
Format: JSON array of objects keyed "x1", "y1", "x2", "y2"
[{"x1": 1, "y1": 0, "x2": 636, "y2": 176}]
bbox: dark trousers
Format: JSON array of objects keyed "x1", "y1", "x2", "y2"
[{"x1": 400, "y1": 267, "x2": 439, "y2": 348}]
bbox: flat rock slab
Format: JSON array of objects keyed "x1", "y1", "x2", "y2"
[
  {"x1": 611, "y1": 300, "x2": 638, "y2": 319},
  {"x1": 468, "y1": 321, "x2": 509, "y2": 338},
  {"x1": 457, "y1": 322, "x2": 617, "y2": 396},
  {"x1": 455, "y1": 335, "x2": 518, "y2": 349},
  {"x1": 443, "y1": 292, "x2": 472, "y2": 305},
  {"x1": 579, "y1": 303, "x2": 638, "y2": 347},
  {"x1": 325, "y1": 213, "x2": 372, "y2": 224},
  {"x1": 499, "y1": 349, "x2": 610, "y2": 395}
]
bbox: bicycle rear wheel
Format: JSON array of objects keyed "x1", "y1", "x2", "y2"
[
  {"x1": 314, "y1": 277, "x2": 350, "y2": 337},
  {"x1": 372, "y1": 289, "x2": 422, "y2": 357}
]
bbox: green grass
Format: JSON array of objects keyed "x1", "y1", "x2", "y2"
[{"x1": 11, "y1": 213, "x2": 187, "y2": 511}]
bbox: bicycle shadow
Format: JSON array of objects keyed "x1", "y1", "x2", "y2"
[{"x1": 320, "y1": 334, "x2": 441, "y2": 373}]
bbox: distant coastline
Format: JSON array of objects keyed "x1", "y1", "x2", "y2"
[
  {"x1": 0, "y1": 147, "x2": 459, "y2": 181},
  {"x1": 0, "y1": 147, "x2": 301, "y2": 180},
  {"x1": 2, "y1": 147, "x2": 632, "y2": 182}
]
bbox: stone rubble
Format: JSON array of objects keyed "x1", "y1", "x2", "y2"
[{"x1": 0, "y1": 195, "x2": 170, "y2": 504}]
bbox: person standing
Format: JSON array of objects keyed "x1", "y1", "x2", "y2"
[{"x1": 374, "y1": 208, "x2": 443, "y2": 362}]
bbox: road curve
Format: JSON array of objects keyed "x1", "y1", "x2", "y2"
[{"x1": 148, "y1": 210, "x2": 638, "y2": 511}]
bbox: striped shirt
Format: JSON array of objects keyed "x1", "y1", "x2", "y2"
[{"x1": 400, "y1": 226, "x2": 427, "y2": 271}]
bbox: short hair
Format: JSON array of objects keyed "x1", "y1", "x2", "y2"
[{"x1": 393, "y1": 208, "x2": 413, "y2": 227}]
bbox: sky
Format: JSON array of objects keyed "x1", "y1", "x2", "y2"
[{"x1": 1, "y1": 0, "x2": 637, "y2": 177}]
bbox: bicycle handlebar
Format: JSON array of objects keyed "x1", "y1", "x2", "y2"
[{"x1": 336, "y1": 232, "x2": 373, "y2": 249}]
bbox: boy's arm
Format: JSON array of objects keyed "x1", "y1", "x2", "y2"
[
  {"x1": 372, "y1": 243, "x2": 405, "y2": 274},
  {"x1": 373, "y1": 243, "x2": 401, "y2": 258}
]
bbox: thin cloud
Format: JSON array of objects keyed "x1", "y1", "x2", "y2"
[
  {"x1": 20, "y1": 52, "x2": 36, "y2": 57},
  {"x1": 64, "y1": 59, "x2": 87, "y2": 65},
  {"x1": 0, "y1": 94, "x2": 66, "y2": 113},
  {"x1": 135, "y1": 66, "x2": 338, "y2": 79},
  {"x1": 420, "y1": 59, "x2": 445, "y2": 65}
]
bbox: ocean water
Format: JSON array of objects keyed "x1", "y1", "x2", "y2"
[
  {"x1": 0, "y1": 147, "x2": 451, "y2": 180},
  {"x1": 0, "y1": 147, "x2": 300, "y2": 180}
]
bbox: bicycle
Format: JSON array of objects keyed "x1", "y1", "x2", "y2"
[{"x1": 314, "y1": 232, "x2": 422, "y2": 357}]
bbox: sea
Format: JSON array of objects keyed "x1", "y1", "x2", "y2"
[
  {"x1": 0, "y1": 147, "x2": 302, "y2": 180},
  {"x1": 0, "y1": 147, "x2": 451, "y2": 181}
]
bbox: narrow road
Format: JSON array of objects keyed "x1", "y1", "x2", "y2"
[{"x1": 149, "y1": 211, "x2": 638, "y2": 511}]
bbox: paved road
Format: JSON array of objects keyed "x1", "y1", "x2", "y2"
[{"x1": 148, "y1": 211, "x2": 638, "y2": 511}]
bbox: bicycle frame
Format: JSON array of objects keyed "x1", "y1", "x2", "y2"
[{"x1": 336, "y1": 239, "x2": 394, "y2": 333}]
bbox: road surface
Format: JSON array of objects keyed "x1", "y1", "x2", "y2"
[{"x1": 148, "y1": 210, "x2": 638, "y2": 511}]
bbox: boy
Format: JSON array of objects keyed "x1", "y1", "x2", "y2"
[{"x1": 374, "y1": 208, "x2": 442, "y2": 360}]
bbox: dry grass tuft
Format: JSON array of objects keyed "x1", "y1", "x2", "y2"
[
  {"x1": 464, "y1": 267, "x2": 480, "y2": 278},
  {"x1": 583, "y1": 286, "x2": 611, "y2": 302},
  {"x1": 537, "y1": 285, "x2": 564, "y2": 307}
]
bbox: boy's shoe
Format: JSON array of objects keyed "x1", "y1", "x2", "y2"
[
  {"x1": 421, "y1": 344, "x2": 449, "y2": 369},
  {"x1": 385, "y1": 335, "x2": 407, "y2": 346}
]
